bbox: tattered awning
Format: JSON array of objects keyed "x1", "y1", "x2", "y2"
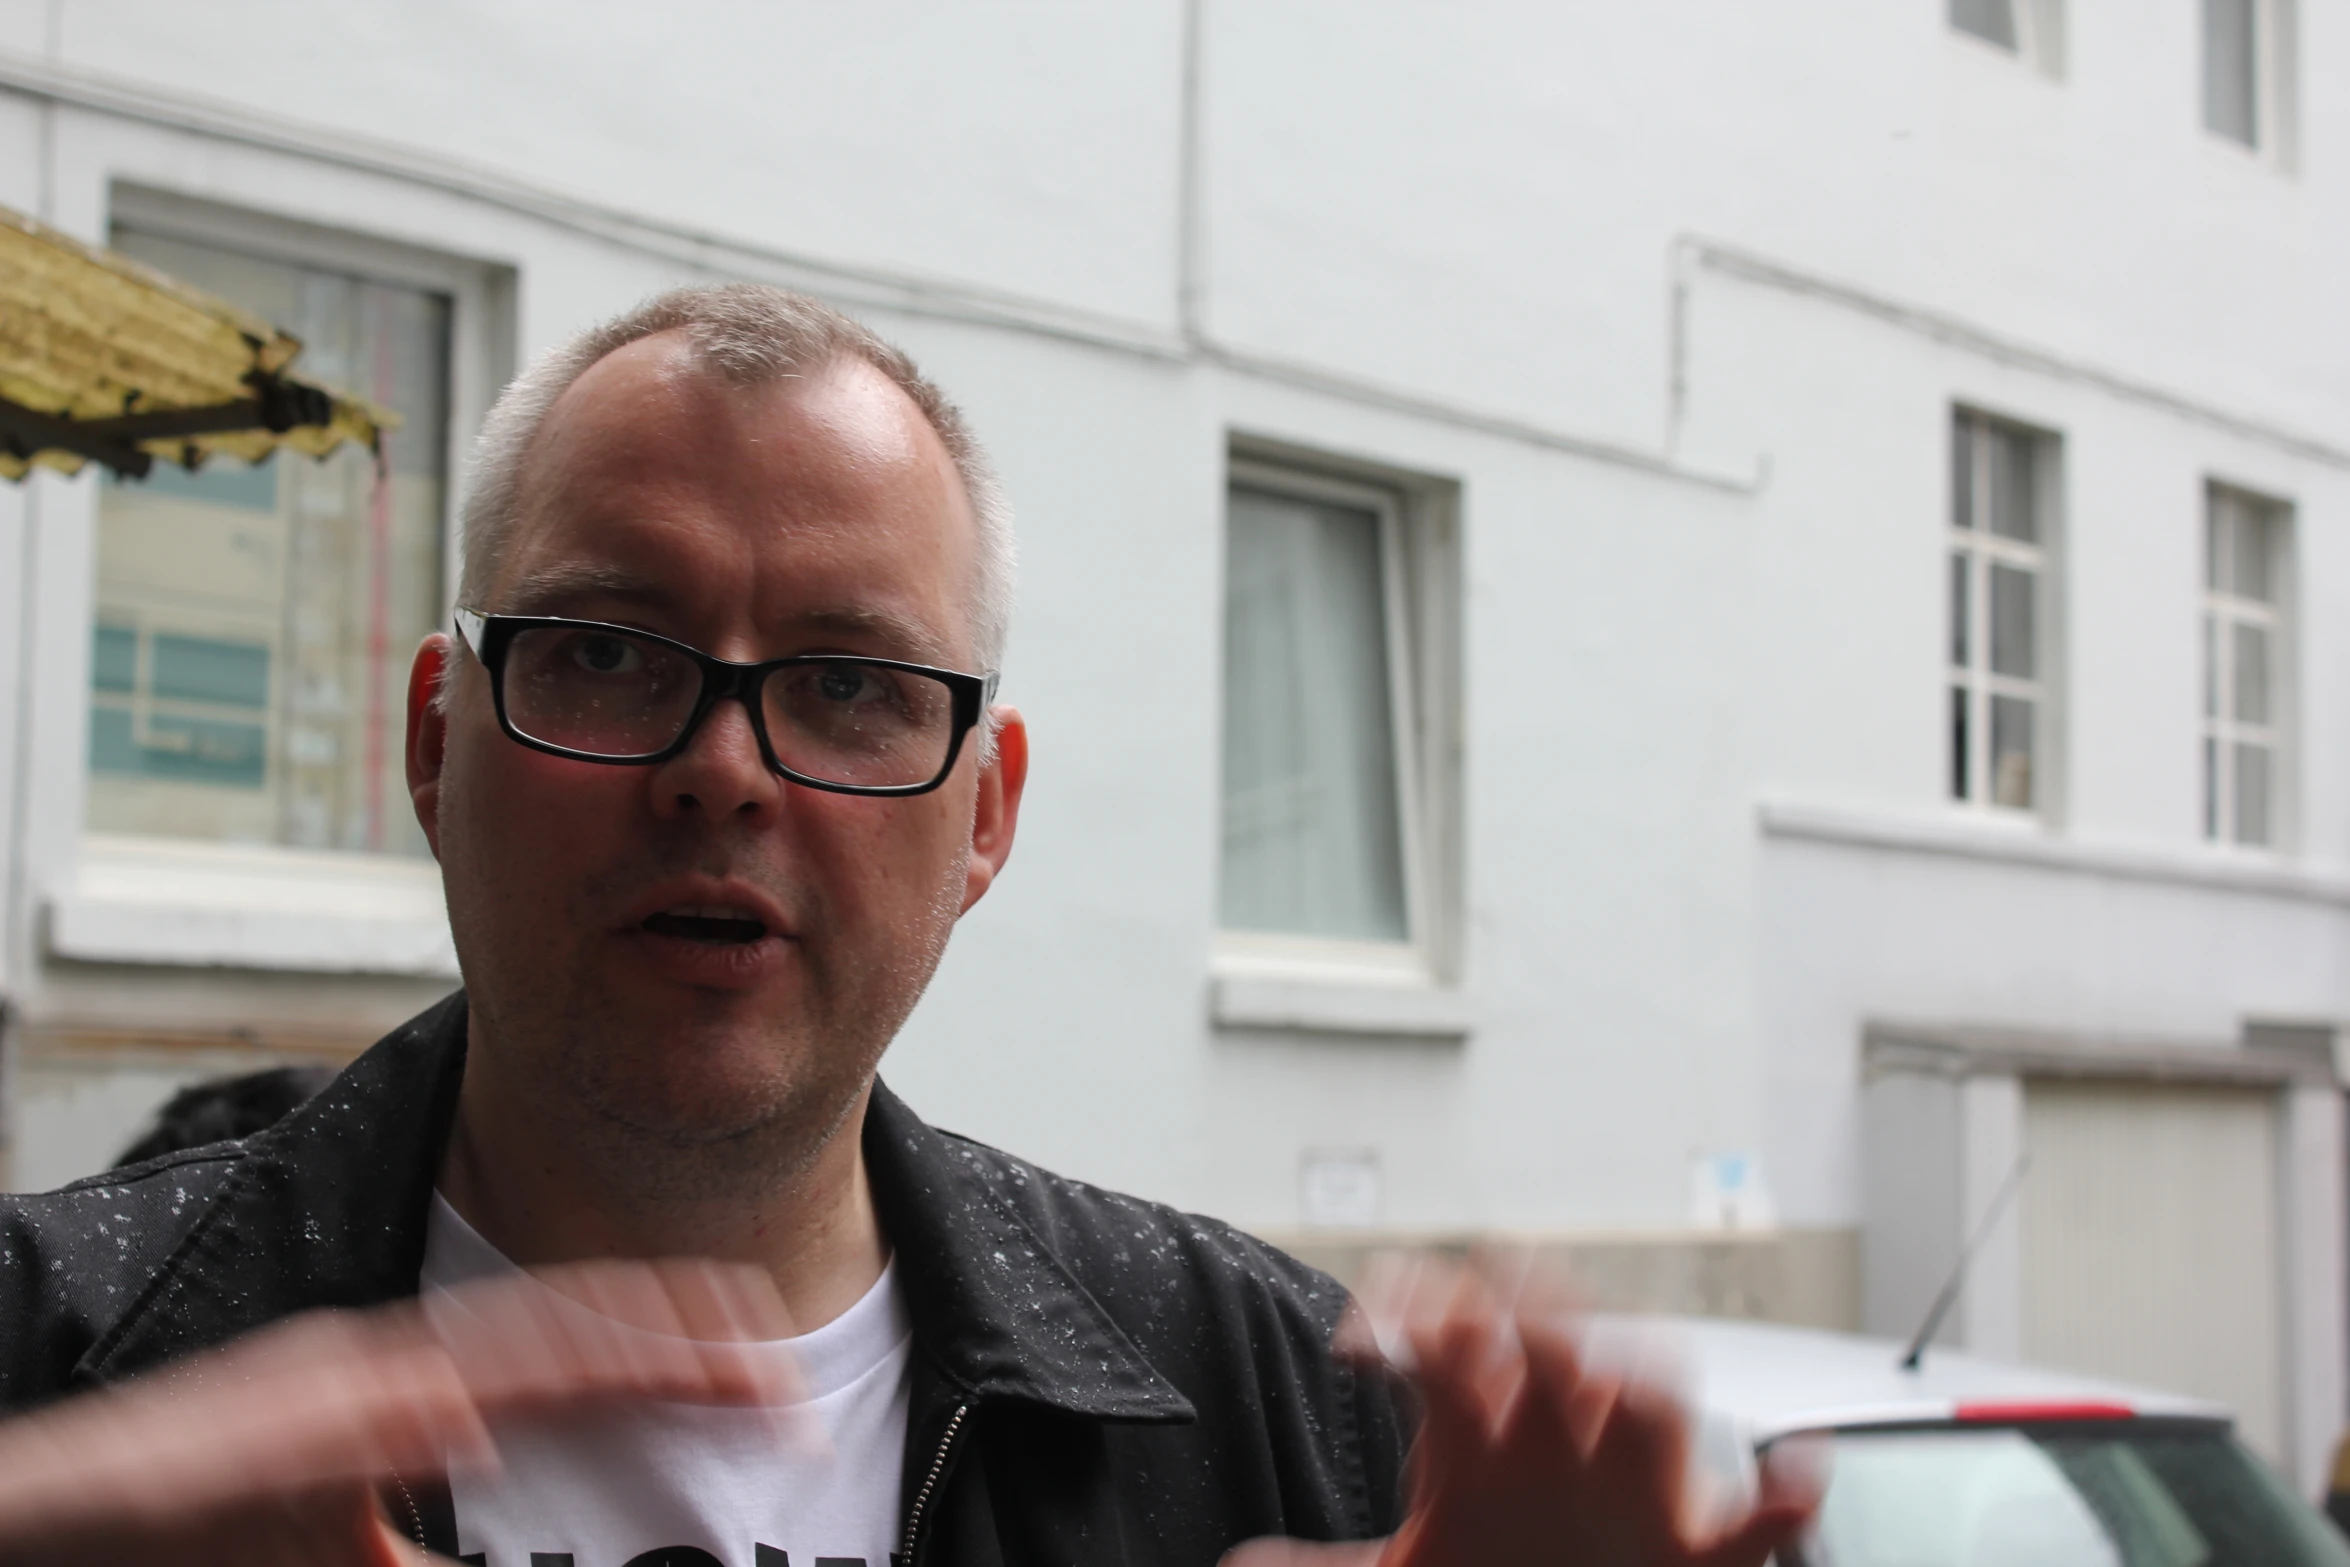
[{"x1": 0, "y1": 202, "x2": 396, "y2": 482}]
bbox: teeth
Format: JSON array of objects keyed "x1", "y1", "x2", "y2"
[
  {"x1": 667, "y1": 904, "x2": 760, "y2": 921},
  {"x1": 641, "y1": 903, "x2": 771, "y2": 945}
]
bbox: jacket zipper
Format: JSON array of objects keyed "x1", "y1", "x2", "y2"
[
  {"x1": 391, "y1": 1472, "x2": 428, "y2": 1557},
  {"x1": 895, "y1": 1400, "x2": 971, "y2": 1566}
]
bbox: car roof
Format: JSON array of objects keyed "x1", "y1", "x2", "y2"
[{"x1": 1581, "y1": 1314, "x2": 2231, "y2": 1442}]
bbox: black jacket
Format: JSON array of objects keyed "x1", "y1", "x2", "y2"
[{"x1": 0, "y1": 993, "x2": 1409, "y2": 1565}]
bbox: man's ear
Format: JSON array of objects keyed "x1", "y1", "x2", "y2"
[
  {"x1": 406, "y1": 633, "x2": 454, "y2": 860},
  {"x1": 960, "y1": 706, "x2": 1028, "y2": 915}
]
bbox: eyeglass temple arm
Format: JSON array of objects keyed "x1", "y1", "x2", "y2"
[{"x1": 451, "y1": 607, "x2": 487, "y2": 658}]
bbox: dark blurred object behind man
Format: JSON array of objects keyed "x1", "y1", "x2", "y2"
[{"x1": 112, "y1": 1065, "x2": 339, "y2": 1168}]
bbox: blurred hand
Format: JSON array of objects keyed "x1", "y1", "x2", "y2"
[
  {"x1": 0, "y1": 1258, "x2": 797, "y2": 1566},
  {"x1": 1224, "y1": 1251, "x2": 1822, "y2": 1567}
]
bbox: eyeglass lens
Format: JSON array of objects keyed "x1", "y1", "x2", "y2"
[{"x1": 499, "y1": 624, "x2": 958, "y2": 788}]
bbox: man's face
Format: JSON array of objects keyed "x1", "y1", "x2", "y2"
[{"x1": 407, "y1": 333, "x2": 1024, "y2": 1176}]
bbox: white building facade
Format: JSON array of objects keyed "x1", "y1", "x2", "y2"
[{"x1": 0, "y1": 0, "x2": 2344, "y2": 1490}]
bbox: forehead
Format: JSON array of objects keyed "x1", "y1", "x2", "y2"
[{"x1": 490, "y1": 332, "x2": 978, "y2": 661}]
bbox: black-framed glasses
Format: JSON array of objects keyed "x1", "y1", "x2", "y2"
[{"x1": 452, "y1": 609, "x2": 998, "y2": 797}]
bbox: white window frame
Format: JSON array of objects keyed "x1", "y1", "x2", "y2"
[
  {"x1": 1948, "y1": 0, "x2": 2068, "y2": 79},
  {"x1": 1211, "y1": 447, "x2": 1465, "y2": 1036},
  {"x1": 2202, "y1": 0, "x2": 2301, "y2": 169},
  {"x1": 1948, "y1": 407, "x2": 2064, "y2": 823},
  {"x1": 49, "y1": 185, "x2": 510, "y2": 977},
  {"x1": 2202, "y1": 482, "x2": 2295, "y2": 852}
]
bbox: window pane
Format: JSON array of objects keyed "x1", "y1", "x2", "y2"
[
  {"x1": 91, "y1": 622, "x2": 136, "y2": 693},
  {"x1": 87, "y1": 226, "x2": 450, "y2": 855},
  {"x1": 2205, "y1": 497, "x2": 2228, "y2": 591},
  {"x1": 1220, "y1": 487, "x2": 1408, "y2": 942},
  {"x1": 2235, "y1": 743, "x2": 2273, "y2": 846},
  {"x1": 2204, "y1": 0, "x2": 2259, "y2": 146},
  {"x1": 1810, "y1": 1427, "x2": 2350, "y2": 1567},
  {"x1": 2233, "y1": 622, "x2": 2270, "y2": 725},
  {"x1": 1990, "y1": 563, "x2": 2035, "y2": 678},
  {"x1": 1951, "y1": 0, "x2": 2019, "y2": 49},
  {"x1": 1951, "y1": 414, "x2": 1976, "y2": 531},
  {"x1": 1991, "y1": 693, "x2": 2035, "y2": 809},
  {"x1": 2203, "y1": 737, "x2": 2221, "y2": 840},
  {"x1": 1950, "y1": 552, "x2": 1971, "y2": 668},
  {"x1": 1951, "y1": 685, "x2": 1972, "y2": 802},
  {"x1": 2230, "y1": 499, "x2": 2274, "y2": 602},
  {"x1": 1809, "y1": 1430, "x2": 2120, "y2": 1566},
  {"x1": 1987, "y1": 424, "x2": 2037, "y2": 542},
  {"x1": 151, "y1": 633, "x2": 269, "y2": 708}
]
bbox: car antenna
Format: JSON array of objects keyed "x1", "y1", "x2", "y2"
[{"x1": 1898, "y1": 1150, "x2": 2031, "y2": 1373}]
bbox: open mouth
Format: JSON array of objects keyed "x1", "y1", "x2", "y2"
[{"x1": 641, "y1": 906, "x2": 771, "y2": 946}]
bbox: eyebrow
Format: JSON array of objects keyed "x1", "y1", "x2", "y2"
[
  {"x1": 786, "y1": 604, "x2": 957, "y2": 665},
  {"x1": 493, "y1": 562, "x2": 677, "y2": 617},
  {"x1": 491, "y1": 562, "x2": 961, "y2": 666}
]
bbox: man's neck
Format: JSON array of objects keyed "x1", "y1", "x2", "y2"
[{"x1": 436, "y1": 1022, "x2": 888, "y2": 1335}]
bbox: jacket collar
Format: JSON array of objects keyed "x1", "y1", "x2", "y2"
[
  {"x1": 81, "y1": 993, "x2": 1192, "y2": 1425},
  {"x1": 863, "y1": 1081, "x2": 1192, "y2": 1424},
  {"x1": 80, "y1": 991, "x2": 468, "y2": 1385}
]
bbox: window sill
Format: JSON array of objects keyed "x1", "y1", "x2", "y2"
[
  {"x1": 1210, "y1": 968, "x2": 1475, "y2": 1039},
  {"x1": 1758, "y1": 800, "x2": 2350, "y2": 909},
  {"x1": 47, "y1": 834, "x2": 458, "y2": 977}
]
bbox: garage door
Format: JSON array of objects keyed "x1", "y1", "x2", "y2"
[{"x1": 2021, "y1": 1080, "x2": 2283, "y2": 1460}]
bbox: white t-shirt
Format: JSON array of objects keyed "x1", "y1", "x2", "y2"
[{"x1": 420, "y1": 1195, "x2": 912, "y2": 1567}]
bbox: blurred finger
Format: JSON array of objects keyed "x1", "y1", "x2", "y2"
[
  {"x1": 1560, "y1": 1364, "x2": 1625, "y2": 1461},
  {"x1": 0, "y1": 1261, "x2": 815, "y2": 1565},
  {"x1": 1466, "y1": 1243, "x2": 1541, "y2": 1323},
  {"x1": 418, "y1": 1278, "x2": 569, "y2": 1408},
  {"x1": 1519, "y1": 1312, "x2": 1615, "y2": 1460},
  {"x1": 652, "y1": 1255, "x2": 795, "y2": 1343},
  {"x1": 1347, "y1": 1251, "x2": 1441, "y2": 1371},
  {"x1": 548, "y1": 1259, "x2": 763, "y2": 1402},
  {"x1": 1747, "y1": 1428, "x2": 1833, "y2": 1556},
  {"x1": 1590, "y1": 1375, "x2": 1690, "y2": 1498},
  {"x1": 1695, "y1": 1491, "x2": 1818, "y2": 1567},
  {"x1": 651, "y1": 1260, "x2": 808, "y2": 1409},
  {"x1": 1757, "y1": 1431, "x2": 1833, "y2": 1510},
  {"x1": 432, "y1": 1260, "x2": 797, "y2": 1413}
]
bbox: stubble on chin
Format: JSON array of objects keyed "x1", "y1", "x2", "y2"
[{"x1": 475, "y1": 847, "x2": 972, "y2": 1209}]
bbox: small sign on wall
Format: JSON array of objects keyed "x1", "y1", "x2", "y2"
[
  {"x1": 1689, "y1": 1151, "x2": 1776, "y2": 1231},
  {"x1": 1300, "y1": 1148, "x2": 1382, "y2": 1230}
]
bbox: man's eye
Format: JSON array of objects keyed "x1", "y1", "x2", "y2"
[
  {"x1": 570, "y1": 635, "x2": 642, "y2": 674},
  {"x1": 815, "y1": 665, "x2": 879, "y2": 703}
]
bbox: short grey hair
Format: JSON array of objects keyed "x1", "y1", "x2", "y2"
[{"x1": 457, "y1": 282, "x2": 1015, "y2": 669}]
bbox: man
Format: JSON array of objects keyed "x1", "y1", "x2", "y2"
[{"x1": 0, "y1": 285, "x2": 1815, "y2": 1564}]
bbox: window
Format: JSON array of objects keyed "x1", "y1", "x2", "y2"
[
  {"x1": 2205, "y1": 0, "x2": 2260, "y2": 143},
  {"x1": 2203, "y1": 484, "x2": 2290, "y2": 848},
  {"x1": 1948, "y1": 409, "x2": 2056, "y2": 815},
  {"x1": 1217, "y1": 455, "x2": 1456, "y2": 979},
  {"x1": 1949, "y1": 0, "x2": 2066, "y2": 76},
  {"x1": 1220, "y1": 480, "x2": 1408, "y2": 942},
  {"x1": 2202, "y1": 0, "x2": 2300, "y2": 161},
  {"x1": 1951, "y1": 0, "x2": 2020, "y2": 50},
  {"x1": 86, "y1": 220, "x2": 453, "y2": 857}
]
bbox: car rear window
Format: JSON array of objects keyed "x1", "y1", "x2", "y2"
[{"x1": 1780, "y1": 1422, "x2": 2350, "y2": 1567}]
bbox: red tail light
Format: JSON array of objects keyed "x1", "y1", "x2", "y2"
[{"x1": 1955, "y1": 1401, "x2": 2136, "y2": 1423}]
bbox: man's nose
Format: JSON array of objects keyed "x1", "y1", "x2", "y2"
[{"x1": 647, "y1": 697, "x2": 784, "y2": 824}]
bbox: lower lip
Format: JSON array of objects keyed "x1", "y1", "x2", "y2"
[{"x1": 612, "y1": 925, "x2": 797, "y2": 989}]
